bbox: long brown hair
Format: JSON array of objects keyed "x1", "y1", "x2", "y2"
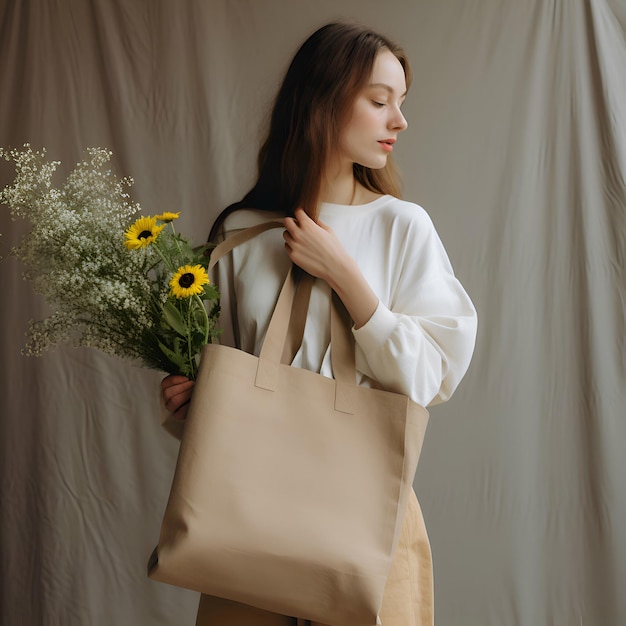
[{"x1": 210, "y1": 22, "x2": 411, "y2": 241}]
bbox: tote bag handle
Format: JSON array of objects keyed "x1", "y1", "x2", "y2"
[
  {"x1": 207, "y1": 219, "x2": 311, "y2": 363},
  {"x1": 207, "y1": 220, "x2": 358, "y2": 413},
  {"x1": 207, "y1": 220, "x2": 285, "y2": 272}
]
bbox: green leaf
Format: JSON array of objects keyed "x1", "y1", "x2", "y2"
[
  {"x1": 157, "y1": 339, "x2": 189, "y2": 373},
  {"x1": 202, "y1": 284, "x2": 220, "y2": 300},
  {"x1": 162, "y1": 301, "x2": 187, "y2": 336}
]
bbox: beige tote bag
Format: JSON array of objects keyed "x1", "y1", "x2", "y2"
[{"x1": 148, "y1": 223, "x2": 430, "y2": 625}]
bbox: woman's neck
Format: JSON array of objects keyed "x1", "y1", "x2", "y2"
[{"x1": 319, "y1": 164, "x2": 380, "y2": 206}]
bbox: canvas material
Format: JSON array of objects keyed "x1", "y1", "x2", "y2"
[
  {"x1": 148, "y1": 226, "x2": 430, "y2": 624},
  {"x1": 194, "y1": 490, "x2": 434, "y2": 626}
]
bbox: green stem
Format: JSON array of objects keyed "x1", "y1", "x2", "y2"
[
  {"x1": 194, "y1": 293, "x2": 211, "y2": 345},
  {"x1": 186, "y1": 297, "x2": 195, "y2": 379},
  {"x1": 152, "y1": 240, "x2": 176, "y2": 272},
  {"x1": 169, "y1": 223, "x2": 185, "y2": 259}
]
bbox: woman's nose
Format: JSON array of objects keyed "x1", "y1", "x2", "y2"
[{"x1": 391, "y1": 108, "x2": 408, "y2": 131}]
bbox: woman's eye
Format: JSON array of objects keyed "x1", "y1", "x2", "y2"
[{"x1": 372, "y1": 101, "x2": 385, "y2": 108}]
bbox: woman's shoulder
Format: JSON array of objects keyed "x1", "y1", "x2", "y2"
[{"x1": 373, "y1": 195, "x2": 436, "y2": 230}]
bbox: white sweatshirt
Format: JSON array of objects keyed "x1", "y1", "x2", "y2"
[{"x1": 215, "y1": 195, "x2": 477, "y2": 407}]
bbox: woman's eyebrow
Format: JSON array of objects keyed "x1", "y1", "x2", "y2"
[{"x1": 368, "y1": 83, "x2": 407, "y2": 97}]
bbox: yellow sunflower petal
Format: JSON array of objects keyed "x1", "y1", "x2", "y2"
[
  {"x1": 124, "y1": 216, "x2": 165, "y2": 249},
  {"x1": 155, "y1": 211, "x2": 180, "y2": 223},
  {"x1": 169, "y1": 264, "x2": 210, "y2": 298}
]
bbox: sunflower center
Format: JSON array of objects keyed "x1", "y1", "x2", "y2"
[
  {"x1": 138, "y1": 229, "x2": 153, "y2": 239},
  {"x1": 178, "y1": 273, "x2": 195, "y2": 288}
]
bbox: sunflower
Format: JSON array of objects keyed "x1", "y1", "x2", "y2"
[
  {"x1": 124, "y1": 216, "x2": 165, "y2": 250},
  {"x1": 155, "y1": 211, "x2": 180, "y2": 223},
  {"x1": 169, "y1": 264, "x2": 210, "y2": 298}
]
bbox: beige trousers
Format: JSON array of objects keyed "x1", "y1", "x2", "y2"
[{"x1": 195, "y1": 490, "x2": 434, "y2": 626}]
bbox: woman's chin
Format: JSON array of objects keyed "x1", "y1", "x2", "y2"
[{"x1": 357, "y1": 156, "x2": 389, "y2": 170}]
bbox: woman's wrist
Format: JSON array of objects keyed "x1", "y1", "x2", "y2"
[{"x1": 326, "y1": 256, "x2": 378, "y2": 329}]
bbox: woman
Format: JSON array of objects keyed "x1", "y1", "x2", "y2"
[{"x1": 162, "y1": 22, "x2": 477, "y2": 626}]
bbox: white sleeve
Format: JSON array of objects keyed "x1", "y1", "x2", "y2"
[{"x1": 352, "y1": 212, "x2": 477, "y2": 407}]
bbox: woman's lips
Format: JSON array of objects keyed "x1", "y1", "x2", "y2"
[{"x1": 378, "y1": 140, "x2": 395, "y2": 152}]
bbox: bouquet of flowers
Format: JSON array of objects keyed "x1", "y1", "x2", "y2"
[{"x1": 0, "y1": 144, "x2": 220, "y2": 379}]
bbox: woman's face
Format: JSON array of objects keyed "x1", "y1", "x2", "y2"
[{"x1": 338, "y1": 49, "x2": 408, "y2": 171}]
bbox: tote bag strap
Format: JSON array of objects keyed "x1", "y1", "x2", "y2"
[
  {"x1": 207, "y1": 219, "x2": 284, "y2": 272},
  {"x1": 257, "y1": 267, "x2": 358, "y2": 415},
  {"x1": 206, "y1": 218, "x2": 312, "y2": 363},
  {"x1": 281, "y1": 271, "x2": 314, "y2": 365},
  {"x1": 207, "y1": 218, "x2": 358, "y2": 413},
  {"x1": 330, "y1": 293, "x2": 357, "y2": 414}
]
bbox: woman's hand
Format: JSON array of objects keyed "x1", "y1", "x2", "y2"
[
  {"x1": 161, "y1": 374, "x2": 195, "y2": 421},
  {"x1": 283, "y1": 207, "x2": 378, "y2": 329},
  {"x1": 283, "y1": 208, "x2": 349, "y2": 283}
]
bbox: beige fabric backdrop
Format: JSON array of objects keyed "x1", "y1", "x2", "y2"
[{"x1": 1, "y1": 1, "x2": 625, "y2": 624}]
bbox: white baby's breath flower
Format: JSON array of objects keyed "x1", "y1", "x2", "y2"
[{"x1": 1, "y1": 145, "x2": 220, "y2": 377}]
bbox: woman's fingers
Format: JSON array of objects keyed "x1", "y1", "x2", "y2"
[
  {"x1": 282, "y1": 208, "x2": 344, "y2": 280},
  {"x1": 161, "y1": 375, "x2": 195, "y2": 420},
  {"x1": 172, "y1": 399, "x2": 192, "y2": 421},
  {"x1": 161, "y1": 374, "x2": 190, "y2": 389}
]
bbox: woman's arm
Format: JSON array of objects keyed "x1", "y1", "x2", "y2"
[{"x1": 283, "y1": 205, "x2": 477, "y2": 406}]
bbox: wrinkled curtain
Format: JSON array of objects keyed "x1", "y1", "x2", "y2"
[{"x1": 1, "y1": 1, "x2": 624, "y2": 624}]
